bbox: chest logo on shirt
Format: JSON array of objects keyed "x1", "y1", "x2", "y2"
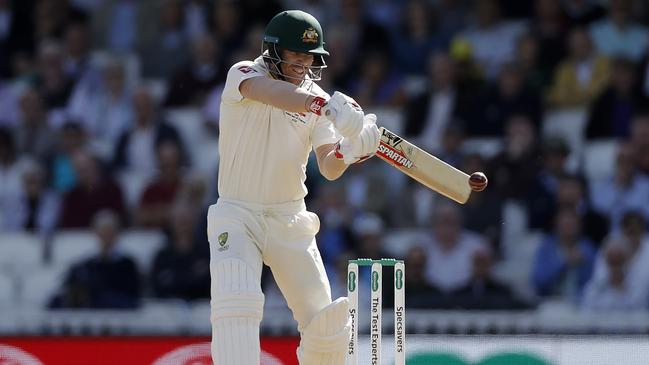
[
  {"x1": 217, "y1": 232, "x2": 229, "y2": 251},
  {"x1": 285, "y1": 111, "x2": 309, "y2": 125}
]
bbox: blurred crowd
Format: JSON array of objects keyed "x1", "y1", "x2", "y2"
[{"x1": 1, "y1": 0, "x2": 649, "y2": 314}]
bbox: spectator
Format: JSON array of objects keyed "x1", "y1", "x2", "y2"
[
  {"x1": 59, "y1": 150, "x2": 126, "y2": 228},
  {"x1": 532, "y1": 173, "x2": 609, "y2": 244},
  {"x1": 449, "y1": 248, "x2": 528, "y2": 309},
  {"x1": 333, "y1": 0, "x2": 391, "y2": 56},
  {"x1": 49, "y1": 210, "x2": 140, "y2": 309},
  {"x1": 390, "y1": 0, "x2": 446, "y2": 76},
  {"x1": 93, "y1": 0, "x2": 141, "y2": 52},
  {"x1": 33, "y1": 0, "x2": 88, "y2": 44},
  {"x1": 0, "y1": 0, "x2": 12, "y2": 78},
  {"x1": 546, "y1": 27, "x2": 610, "y2": 108},
  {"x1": 402, "y1": 245, "x2": 441, "y2": 309},
  {"x1": 12, "y1": 87, "x2": 56, "y2": 162},
  {"x1": 66, "y1": 56, "x2": 134, "y2": 160},
  {"x1": 515, "y1": 32, "x2": 548, "y2": 92},
  {"x1": 488, "y1": 114, "x2": 542, "y2": 200},
  {"x1": 589, "y1": 0, "x2": 648, "y2": 62},
  {"x1": 209, "y1": 0, "x2": 245, "y2": 66},
  {"x1": 346, "y1": 48, "x2": 405, "y2": 109},
  {"x1": 424, "y1": 203, "x2": 487, "y2": 293},
  {"x1": 135, "y1": 141, "x2": 183, "y2": 229},
  {"x1": 638, "y1": 54, "x2": 649, "y2": 100},
  {"x1": 461, "y1": 153, "x2": 503, "y2": 253},
  {"x1": 629, "y1": 113, "x2": 649, "y2": 175},
  {"x1": 433, "y1": 0, "x2": 470, "y2": 39},
  {"x1": 560, "y1": 0, "x2": 606, "y2": 26},
  {"x1": 0, "y1": 80, "x2": 19, "y2": 128},
  {"x1": 403, "y1": 52, "x2": 473, "y2": 151},
  {"x1": 62, "y1": 21, "x2": 96, "y2": 88},
  {"x1": 48, "y1": 121, "x2": 87, "y2": 193},
  {"x1": 582, "y1": 238, "x2": 647, "y2": 311},
  {"x1": 458, "y1": 0, "x2": 526, "y2": 79},
  {"x1": 435, "y1": 124, "x2": 466, "y2": 168},
  {"x1": 590, "y1": 211, "x2": 649, "y2": 304},
  {"x1": 151, "y1": 203, "x2": 210, "y2": 300},
  {"x1": 526, "y1": 137, "x2": 571, "y2": 230},
  {"x1": 35, "y1": 40, "x2": 76, "y2": 111},
  {"x1": 311, "y1": 184, "x2": 354, "y2": 267},
  {"x1": 0, "y1": 127, "x2": 22, "y2": 223},
  {"x1": 531, "y1": 209, "x2": 596, "y2": 300},
  {"x1": 529, "y1": 0, "x2": 569, "y2": 79},
  {"x1": 2, "y1": 159, "x2": 59, "y2": 234},
  {"x1": 469, "y1": 62, "x2": 543, "y2": 137},
  {"x1": 350, "y1": 213, "x2": 397, "y2": 307},
  {"x1": 352, "y1": 214, "x2": 390, "y2": 262},
  {"x1": 113, "y1": 87, "x2": 186, "y2": 179},
  {"x1": 164, "y1": 32, "x2": 224, "y2": 107},
  {"x1": 586, "y1": 57, "x2": 647, "y2": 139},
  {"x1": 589, "y1": 143, "x2": 649, "y2": 229},
  {"x1": 138, "y1": 0, "x2": 190, "y2": 78}
]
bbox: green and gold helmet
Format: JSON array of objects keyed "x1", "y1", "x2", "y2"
[{"x1": 262, "y1": 10, "x2": 328, "y2": 81}]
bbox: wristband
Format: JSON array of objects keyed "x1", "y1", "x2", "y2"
[{"x1": 307, "y1": 96, "x2": 327, "y2": 115}]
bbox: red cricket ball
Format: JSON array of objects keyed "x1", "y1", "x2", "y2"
[{"x1": 469, "y1": 172, "x2": 488, "y2": 192}]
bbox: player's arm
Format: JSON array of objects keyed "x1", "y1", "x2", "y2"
[
  {"x1": 315, "y1": 114, "x2": 381, "y2": 180},
  {"x1": 240, "y1": 78, "x2": 364, "y2": 138},
  {"x1": 315, "y1": 143, "x2": 348, "y2": 181},
  {"x1": 239, "y1": 76, "x2": 315, "y2": 113}
]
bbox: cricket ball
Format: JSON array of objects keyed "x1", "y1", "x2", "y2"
[{"x1": 469, "y1": 172, "x2": 488, "y2": 192}]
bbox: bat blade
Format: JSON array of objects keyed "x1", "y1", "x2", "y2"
[{"x1": 375, "y1": 127, "x2": 471, "y2": 204}]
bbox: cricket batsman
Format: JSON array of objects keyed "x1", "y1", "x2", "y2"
[{"x1": 207, "y1": 10, "x2": 380, "y2": 364}]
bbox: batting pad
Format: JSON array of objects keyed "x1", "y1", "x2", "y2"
[
  {"x1": 211, "y1": 258, "x2": 264, "y2": 365},
  {"x1": 297, "y1": 297, "x2": 352, "y2": 365}
]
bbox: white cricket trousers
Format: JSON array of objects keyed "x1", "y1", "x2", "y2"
[{"x1": 207, "y1": 197, "x2": 332, "y2": 364}]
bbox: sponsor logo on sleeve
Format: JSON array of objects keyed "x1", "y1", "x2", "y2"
[{"x1": 237, "y1": 65, "x2": 256, "y2": 74}]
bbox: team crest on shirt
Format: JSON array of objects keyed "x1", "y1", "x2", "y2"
[
  {"x1": 302, "y1": 28, "x2": 318, "y2": 43},
  {"x1": 285, "y1": 111, "x2": 309, "y2": 125},
  {"x1": 217, "y1": 232, "x2": 229, "y2": 251}
]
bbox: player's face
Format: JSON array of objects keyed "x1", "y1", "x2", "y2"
[{"x1": 280, "y1": 49, "x2": 314, "y2": 85}]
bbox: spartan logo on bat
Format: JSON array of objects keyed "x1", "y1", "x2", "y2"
[{"x1": 377, "y1": 143, "x2": 414, "y2": 169}]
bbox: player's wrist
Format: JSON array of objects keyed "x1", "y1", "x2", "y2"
[{"x1": 306, "y1": 95, "x2": 328, "y2": 115}]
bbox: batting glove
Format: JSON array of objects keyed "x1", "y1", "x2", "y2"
[
  {"x1": 335, "y1": 113, "x2": 380, "y2": 164},
  {"x1": 323, "y1": 91, "x2": 364, "y2": 138}
]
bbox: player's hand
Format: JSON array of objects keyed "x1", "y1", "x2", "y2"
[
  {"x1": 324, "y1": 91, "x2": 364, "y2": 138},
  {"x1": 336, "y1": 113, "x2": 380, "y2": 164}
]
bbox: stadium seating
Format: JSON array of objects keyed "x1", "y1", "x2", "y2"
[
  {"x1": 0, "y1": 232, "x2": 44, "y2": 272},
  {"x1": 542, "y1": 108, "x2": 588, "y2": 172},
  {"x1": 50, "y1": 230, "x2": 98, "y2": 269},
  {"x1": 582, "y1": 139, "x2": 619, "y2": 182},
  {"x1": 19, "y1": 265, "x2": 66, "y2": 308},
  {"x1": 0, "y1": 272, "x2": 15, "y2": 309}
]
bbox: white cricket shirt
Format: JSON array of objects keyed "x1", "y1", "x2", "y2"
[{"x1": 218, "y1": 56, "x2": 338, "y2": 204}]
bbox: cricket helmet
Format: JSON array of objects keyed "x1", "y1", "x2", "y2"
[{"x1": 262, "y1": 10, "x2": 328, "y2": 81}]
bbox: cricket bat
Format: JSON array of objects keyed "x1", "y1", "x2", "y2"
[
  {"x1": 322, "y1": 106, "x2": 473, "y2": 204},
  {"x1": 375, "y1": 127, "x2": 472, "y2": 204}
]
